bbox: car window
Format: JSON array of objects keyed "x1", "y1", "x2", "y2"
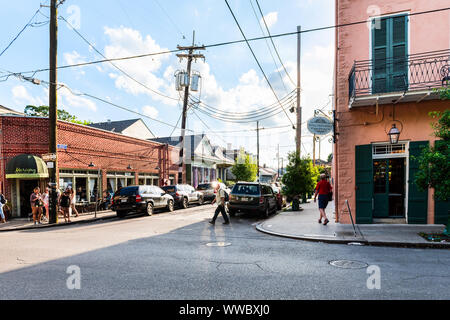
[
  {"x1": 119, "y1": 187, "x2": 139, "y2": 196},
  {"x1": 154, "y1": 186, "x2": 164, "y2": 194},
  {"x1": 162, "y1": 186, "x2": 176, "y2": 193},
  {"x1": 197, "y1": 184, "x2": 211, "y2": 190},
  {"x1": 232, "y1": 184, "x2": 260, "y2": 195}
]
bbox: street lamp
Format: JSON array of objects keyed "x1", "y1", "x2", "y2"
[
  {"x1": 388, "y1": 124, "x2": 401, "y2": 144},
  {"x1": 88, "y1": 162, "x2": 100, "y2": 218}
]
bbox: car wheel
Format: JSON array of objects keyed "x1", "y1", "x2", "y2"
[
  {"x1": 167, "y1": 199, "x2": 174, "y2": 212},
  {"x1": 116, "y1": 210, "x2": 126, "y2": 218},
  {"x1": 146, "y1": 202, "x2": 154, "y2": 216},
  {"x1": 182, "y1": 197, "x2": 188, "y2": 209},
  {"x1": 198, "y1": 196, "x2": 204, "y2": 205}
]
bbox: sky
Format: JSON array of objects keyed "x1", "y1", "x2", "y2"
[{"x1": 0, "y1": 0, "x2": 335, "y2": 170}]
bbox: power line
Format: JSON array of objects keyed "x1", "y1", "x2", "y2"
[
  {"x1": 249, "y1": 0, "x2": 289, "y2": 94},
  {"x1": 255, "y1": 0, "x2": 296, "y2": 88},
  {"x1": 59, "y1": 15, "x2": 180, "y2": 101},
  {"x1": 10, "y1": 7, "x2": 450, "y2": 75},
  {"x1": 224, "y1": 0, "x2": 295, "y2": 128},
  {"x1": 153, "y1": 0, "x2": 186, "y2": 40},
  {"x1": 0, "y1": 6, "x2": 43, "y2": 57}
]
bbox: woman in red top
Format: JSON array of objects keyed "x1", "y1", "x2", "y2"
[{"x1": 314, "y1": 173, "x2": 332, "y2": 225}]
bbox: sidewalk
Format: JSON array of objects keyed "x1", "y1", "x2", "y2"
[
  {"x1": 0, "y1": 209, "x2": 117, "y2": 232},
  {"x1": 256, "y1": 200, "x2": 450, "y2": 249}
]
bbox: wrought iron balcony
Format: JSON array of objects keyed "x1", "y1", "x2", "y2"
[{"x1": 348, "y1": 49, "x2": 450, "y2": 107}]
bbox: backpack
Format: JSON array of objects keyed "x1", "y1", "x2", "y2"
[
  {"x1": 0, "y1": 194, "x2": 6, "y2": 205},
  {"x1": 224, "y1": 190, "x2": 230, "y2": 202},
  {"x1": 60, "y1": 194, "x2": 70, "y2": 207}
]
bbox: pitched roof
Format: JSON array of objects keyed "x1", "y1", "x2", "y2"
[
  {"x1": 0, "y1": 105, "x2": 24, "y2": 116},
  {"x1": 87, "y1": 119, "x2": 141, "y2": 133}
]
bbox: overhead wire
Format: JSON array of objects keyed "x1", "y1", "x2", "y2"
[
  {"x1": 255, "y1": 0, "x2": 296, "y2": 88},
  {"x1": 224, "y1": 0, "x2": 295, "y2": 128}
]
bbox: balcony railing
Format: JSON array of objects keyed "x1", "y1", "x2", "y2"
[{"x1": 349, "y1": 49, "x2": 450, "y2": 101}]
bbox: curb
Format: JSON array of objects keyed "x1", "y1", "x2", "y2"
[
  {"x1": 255, "y1": 223, "x2": 450, "y2": 249},
  {"x1": 0, "y1": 213, "x2": 117, "y2": 232}
]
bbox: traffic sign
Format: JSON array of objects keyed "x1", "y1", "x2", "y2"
[
  {"x1": 307, "y1": 116, "x2": 333, "y2": 136},
  {"x1": 42, "y1": 153, "x2": 57, "y2": 161}
]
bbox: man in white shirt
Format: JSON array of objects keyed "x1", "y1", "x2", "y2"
[{"x1": 209, "y1": 183, "x2": 230, "y2": 225}]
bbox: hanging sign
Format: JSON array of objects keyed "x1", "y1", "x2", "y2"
[{"x1": 307, "y1": 116, "x2": 333, "y2": 136}]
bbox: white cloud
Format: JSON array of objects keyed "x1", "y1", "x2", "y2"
[
  {"x1": 12, "y1": 85, "x2": 46, "y2": 106},
  {"x1": 261, "y1": 12, "x2": 278, "y2": 29},
  {"x1": 142, "y1": 105, "x2": 159, "y2": 119},
  {"x1": 58, "y1": 86, "x2": 97, "y2": 112}
]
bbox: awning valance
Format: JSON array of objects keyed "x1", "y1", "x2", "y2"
[{"x1": 5, "y1": 154, "x2": 49, "y2": 179}]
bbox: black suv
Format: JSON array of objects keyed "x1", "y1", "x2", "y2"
[
  {"x1": 228, "y1": 182, "x2": 278, "y2": 217},
  {"x1": 111, "y1": 185, "x2": 174, "y2": 218},
  {"x1": 161, "y1": 184, "x2": 204, "y2": 209}
]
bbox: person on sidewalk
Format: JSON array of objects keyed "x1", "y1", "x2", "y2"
[
  {"x1": 68, "y1": 188, "x2": 79, "y2": 217},
  {"x1": 59, "y1": 189, "x2": 72, "y2": 223},
  {"x1": 42, "y1": 187, "x2": 49, "y2": 222},
  {"x1": 314, "y1": 173, "x2": 332, "y2": 225},
  {"x1": 209, "y1": 183, "x2": 230, "y2": 225},
  {"x1": 30, "y1": 187, "x2": 43, "y2": 225},
  {"x1": 0, "y1": 192, "x2": 7, "y2": 223}
]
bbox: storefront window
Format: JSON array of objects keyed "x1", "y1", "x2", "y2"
[
  {"x1": 138, "y1": 178, "x2": 145, "y2": 185},
  {"x1": 89, "y1": 178, "x2": 98, "y2": 202},
  {"x1": 60, "y1": 177, "x2": 73, "y2": 192},
  {"x1": 127, "y1": 178, "x2": 134, "y2": 186},
  {"x1": 75, "y1": 177, "x2": 87, "y2": 202}
]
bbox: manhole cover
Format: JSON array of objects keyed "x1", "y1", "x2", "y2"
[
  {"x1": 329, "y1": 260, "x2": 368, "y2": 269},
  {"x1": 206, "y1": 242, "x2": 231, "y2": 247}
]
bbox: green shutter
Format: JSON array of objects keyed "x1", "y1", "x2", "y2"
[
  {"x1": 434, "y1": 140, "x2": 449, "y2": 224},
  {"x1": 372, "y1": 15, "x2": 408, "y2": 93},
  {"x1": 355, "y1": 145, "x2": 373, "y2": 224},
  {"x1": 408, "y1": 141, "x2": 429, "y2": 224}
]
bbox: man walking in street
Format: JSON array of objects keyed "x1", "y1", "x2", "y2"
[{"x1": 209, "y1": 182, "x2": 230, "y2": 225}]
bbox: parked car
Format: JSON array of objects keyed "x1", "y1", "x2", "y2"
[
  {"x1": 111, "y1": 185, "x2": 174, "y2": 218},
  {"x1": 196, "y1": 181, "x2": 230, "y2": 203},
  {"x1": 161, "y1": 184, "x2": 204, "y2": 209},
  {"x1": 271, "y1": 184, "x2": 287, "y2": 210},
  {"x1": 228, "y1": 182, "x2": 278, "y2": 218}
]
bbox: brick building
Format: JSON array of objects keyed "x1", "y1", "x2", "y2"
[
  {"x1": 333, "y1": 0, "x2": 449, "y2": 224},
  {"x1": 0, "y1": 115, "x2": 180, "y2": 218}
]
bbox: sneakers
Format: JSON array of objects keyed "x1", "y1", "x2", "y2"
[
  {"x1": 222, "y1": 221, "x2": 230, "y2": 225},
  {"x1": 208, "y1": 220, "x2": 215, "y2": 225},
  {"x1": 323, "y1": 218, "x2": 329, "y2": 225}
]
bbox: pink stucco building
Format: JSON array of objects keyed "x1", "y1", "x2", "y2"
[{"x1": 333, "y1": 0, "x2": 449, "y2": 224}]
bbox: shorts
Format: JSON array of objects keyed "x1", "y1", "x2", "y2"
[{"x1": 318, "y1": 194, "x2": 329, "y2": 209}]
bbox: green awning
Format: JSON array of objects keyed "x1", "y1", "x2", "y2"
[{"x1": 5, "y1": 154, "x2": 49, "y2": 179}]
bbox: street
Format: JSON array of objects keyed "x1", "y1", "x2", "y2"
[{"x1": 0, "y1": 203, "x2": 449, "y2": 300}]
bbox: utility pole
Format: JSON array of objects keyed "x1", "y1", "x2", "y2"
[
  {"x1": 313, "y1": 134, "x2": 316, "y2": 167},
  {"x1": 295, "y1": 25, "x2": 302, "y2": 156},
  {"x1": 48, "y1": 0, "x2": 58, "y2": 224},
  {"x1": 176, "y1": 31, "x2": 205, "y2": 184},
  {"x1": 256, "y1": 121, "x2": 260, "y2": 181},
  {"x1": 277, "y1": 144, "x2": 280, "y2": 177}
]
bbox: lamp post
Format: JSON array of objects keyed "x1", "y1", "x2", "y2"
[
  {"x1": 388, "y1": 124, "x2": 401, "y2": 144},
  {"x1": 88, "y1": 162, "x2": 100, "y2": 219}
]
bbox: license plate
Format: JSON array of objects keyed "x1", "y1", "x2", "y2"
[
  {"x1": 121, "y1": 199, "x2": 127, "y2": 203},
  {"x1": 241, "y1": 197, "x2": 249, "y2": 201}
]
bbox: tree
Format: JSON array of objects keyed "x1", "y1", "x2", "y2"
[
  {"x1": 231, "y1": 150, "x2": 258, "y2": 182},
  {"x1": 24, "y1": 105, "x2": 92, "y2": 125},
  {"x1": 415, "y1": 109, "x2": 450, "y2": 201},
  {"x1": 281, "y1": 152, "x2": 320, "y2": 206}
]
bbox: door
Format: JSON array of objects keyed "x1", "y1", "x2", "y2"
[
  {"x1": 19, "y1": 179, "x2": 39, "y2": 218},
  {"x1": 373, "y1": 159, "x2": 389, "y2": 218},
  {"x1": 148, "y1": 186, "x2": 163, "y2": 208}
]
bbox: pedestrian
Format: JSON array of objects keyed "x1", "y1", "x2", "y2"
[
  {"x1": 30, "y1": 187, "x2": 43, "y2": 225},
  {"x1": 314, "y1": 173, "x2": 332, "y2": 225},
  {"x1": 209, "y1": 182, "x2": 230, "y2": 225},
  {"x1": 42, "y1": 187, "x2": 49, "y2": 222},
  {"x1": 59, "y1": 189, "x2": 72, "y2": 223},
  {"x1": 0, "y1": 192, "x2": 7, "y2": 223},
  {"x1": 68, "y1": 188, "x2": 79, "y2": 217}
]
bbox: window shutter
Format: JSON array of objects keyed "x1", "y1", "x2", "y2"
[
  {"x1": 391, "y1": 15, "x2": 408, "y2": 91},
  {"x1": 372, "y1": 18, "x2": 388, "y2": 94},
  {"x1": 408, "y1": 141, "x2": 429, "y2": 224},
  {"x1": 355, "y1": 145, "x2": 373, "y2": 224}
]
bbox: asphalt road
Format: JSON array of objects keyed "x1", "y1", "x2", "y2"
[{"x1": 0, "y1": 203, "x2": 449, "y2": 300}]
